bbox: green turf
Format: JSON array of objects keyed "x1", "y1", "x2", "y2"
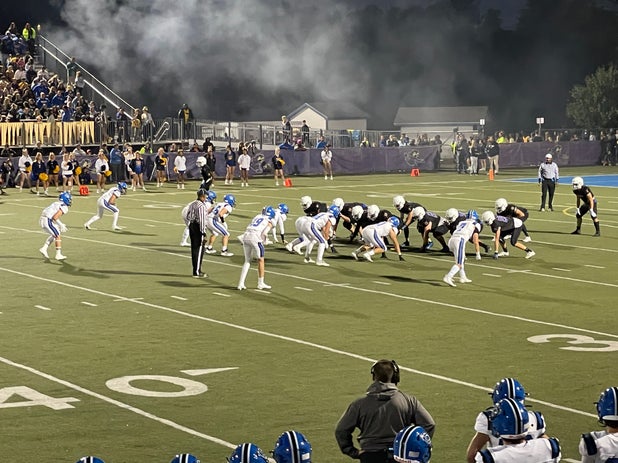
[{"x1": 0, "y1": 167, "x2": 616, "y2": 462}]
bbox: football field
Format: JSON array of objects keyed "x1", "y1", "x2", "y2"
[{"x1": 0, "y1": 167, "x2": 616, "y2": 462}]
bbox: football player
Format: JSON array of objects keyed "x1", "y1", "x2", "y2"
[
  {"x1": 481, "y1": 211, "x2": 535, "y2": 259},
  {"x1": 268, "y1": 203, "x2": 289, "y2": 244},
  {"x1": 474, "y1": 398, "x2": 559, "y2": 463},
  {"x1": 196, "y1": 155, "x2": 213, "y2": 191},
  {"x1": 393, "y1": 426, "x2": 432, "y2": 463},
  {"x1": 301, "y1": 195, "x2": 327, "y2": 216},
  {"x1": 495, "y1": 198, "x2": 531, "y2": 242},
  {"x1": 84, "y1": 182, "x2": 128, "y2": 231},
  {"x1": 272, "y1": 430, "x2": 312, "y2": 463},
  {"x1": 39, "y1": 192, "x2": 72, "y2": 260},
  {"x1": 180, "y1": 190, "x2": 216, "y2": 246},
  {"x1": 466, "y1": 377, "x2": 548, "y2": 463},
  {"x1": 443, "y1": 210, "x2": 482, "y2": 287},
  {"x1": 237, "y1": 206, "x2": 276, "y2": 290},
  {"x1": 445, "y1": 208, "x2": 491, "y2": 253},
  {"x1": 571, "y1": 176, "x2": 600, "y2": 236},
  {"x1": 228, "y1": 443, "x2": 269, "y2": 463},
  {"x1": 351, "y1": 216, "x2": 404, "y2": 262},
  {"x1": 348, "y1": 204, "x2": 370, "y2": 243},
  {"x1": 296, "y1": 205, "x2": 339, "y2": 266},
  {"x1": 579, "y1": 387, "x2": 618, "y2": 463},
  {"x1": 393, "y1": 195, "x2": 425, "y2": 247},
  {"x1": 412, "y1": 207, "x2": 449, "y2": 252},
  {"x1": 204, "y1": 194, "x2": 236, "y2": 256},
  {"x1": 169, "y1": 454, "x2": 200, "y2": 463}
]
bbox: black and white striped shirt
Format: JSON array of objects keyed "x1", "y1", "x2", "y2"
[{"x1": 185, "y1": 199, "x2": 208, "y2": 233}]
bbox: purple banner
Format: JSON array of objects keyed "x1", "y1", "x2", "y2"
[{"x1": 493, "y1": 141, "x2": 601, "y2": 168}]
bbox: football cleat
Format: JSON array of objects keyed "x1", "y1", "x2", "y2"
[
  {"x1": 522, "y1": 236, "x2": 532, "y2": 242},
  {"x1": 257, "y1": 283, "x2": 272, "y2": 290},
  {"x1": 220, "y1": 250, "x2": 234, "y2": 257},
  {"x1": 362, "y1": 252, "x2": 373, "y2": 262},
  {"x1": 525, "y1": 250, "x2": 536, "y2": 259},
  {"x1": 55, "y1": 253, "x2": 67, "y2": 261},
  {"x1": 304, "y1": 257, "x2": 315, "y2": 264},
  {"x1": 316, "y1": 260, "x2": 330, "y2": 267},
  {"x1": 497, "y1": 251, "x2": 509, "y2": 257},
  {"x1": 351, "y1": 251, "x2": 359, "y2": 260},
  {"x1": 39, "y1": 247, "x2": 49, "y2": 259},
  {"x1": 459, "y1": 277, "x2": 472, "y2": 283},
  {"x1": 442, "y1": 275, "x2": 456, "y2": 287},
  {"x1": 273, "y1": 430, "x2": 312, "y2": 463},
  {"x1": 393, "y1": 426, "x2": 432, "y2": 463}
]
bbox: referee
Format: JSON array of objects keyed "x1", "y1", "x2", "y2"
[
  {"x1": 186, "y1": 189, "x2": 209, "y2": 277},
  {"x1": 538, "y1": 153, "x2": 559, "y2": 211}
]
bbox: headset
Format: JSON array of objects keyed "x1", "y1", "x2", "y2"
[{"x1": 371, "y1": 359, "x2": 400, "y2": 384}]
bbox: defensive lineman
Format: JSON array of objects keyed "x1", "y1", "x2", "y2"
[
  {"x1": 39, "y1": 192, "x2": 72, "y2": 260},
  {"x1": 84, "y1": 182, "x2": 128, "y2": 231}
]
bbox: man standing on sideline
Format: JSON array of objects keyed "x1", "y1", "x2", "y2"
[
  {"x1": 538, "y1": 153, "x2": 559, "y2": 211},
  {"x1": 321, "y1": 143, "x2": 333, "y2": 180},
  {"x1": 301, "y1": 120, "x2": 310, "y2": 145},
  {"x1": 109, "y1": 143, "x2": 124, "y2": 183},
  {"x1": 186, "y1": 189, "x2": 210, "y2": 278},
  {"x1": 335, "y1": 359, "x2": 435, "y2": 463}
]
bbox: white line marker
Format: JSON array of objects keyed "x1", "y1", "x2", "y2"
[
  {"x1": 552, "y1": 268, "x2": 571, "y2": 272},
  {"x1": 34, "y1": 305, "x2": 51, "y2": 311},
  {"x1": 585, "y1": 264, "x2": 605, "y2": 269},
  {"x1": 294, "y1": 286, "x2": 313, "y2": 291},
  {"x1": 144, "y1": 223, "x2": 155, "y2": 227},
  {"x1": 482, "y1": 273, "x2": 502, "y2": 278},
  {"x1": 113, "y1": 297, "x2": 143, "y2": 302},
  {"x1": 372, "y1": 280, "x2": 391, "y2": 285},
  {"x1": 212, "y1": 292, "x2": 231, "y2": 297},
  {"x1": 171, "y1": 295, "x2": 188, "y2": 301},
  {"x1": 81, "y1": 301, "x2": 97, "y2": 307},
  {"x1": 181, "y1": 368, "x2": 238, "y2": 376},
  {"x1": 564, "y1": 459, "x2": 580, "y2": 463},
  {"x1": 323, "y1": 282, "x2": 350, "y2": 287}
]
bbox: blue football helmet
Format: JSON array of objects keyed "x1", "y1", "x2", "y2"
[
  {"x1": 224, "y1": 194, "x2": 236, "y2": 207},
  {"x1": 59, "y1": 191, "x2": 72, "y2": 206},
  {"x1": 263, "y1": 205, "x2": 276, "y2": 220},
  {"x1": 228, "y1": 443, "x2": 269, "y2": 463},
  {"x1": 393, "y1": 425, "x2": 432, "y2": 463},
  {"x1": 491, "y1": 378, "x2": 527, "y2": 404},
  {"x1": 207, "y1": 190, "x2": 217, "y2": 202},
  {"x1": 596, "y1": 386, "x2": 618, "y2": 423},
  {"x1": 490, "y1": 398, "x2": 529, "y2": 439},
  {"x1": 76, "y1": 457, "x2": 105, "y2": 463},
  {"x1": 466, "y1": 209, "x2": 479, "y2": 222},
  {"x1": 273, "y1": 430, "x2": 312, "y2": 463},
  {"x1": 389, "y1": 216, "x2": 401, "y2": 229},
  {"x1": 117, "y1": 181, "x2": 127, "y2": 194},
  {"x1": 278, "y1": 203, "x2": 289, "y2": 214},
  {"x1": 170, "y1": 454, "x2": 200, "y2": 463},
  {"x1": 328, "y1": 205, "x2": 340, "y2": 218}
]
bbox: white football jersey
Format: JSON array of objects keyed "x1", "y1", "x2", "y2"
[
  {"x1": 244, "y1": 214, "x2": 273, "y2": 240},
  {"x1": 475, "y1": 437, "x2": 560, "y2": 463},
  {"x1": 452, "y1": 219, "x2": 482, "y2": 241},
  {"x1": 41, "y1": 201, "x2": 68, "y2": 220},
  {"x1": 579, "y1": 430, "x2": 618, "y2": 463},
  {"x1": 311, "y1": 212, "x2": 336, "y2": 229},
  {"x1": 474, "y1": 409, "x2": 547, "y2": 447},
  {"x1": 209, "y1": 202, "x2": 233, "y2": 220},
  {"x1": 364, "y1": 220, "x2": 396, "y2": 237},
  {"x1": 101, "y1": 187, "x2": 122, "y2": 202}
]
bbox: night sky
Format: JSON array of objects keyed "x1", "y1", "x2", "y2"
[{"x1": 3, "y1": 0, "x2": 617, "y2": 132}]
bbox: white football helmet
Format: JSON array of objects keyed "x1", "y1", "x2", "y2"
[
  {"x1": 572, "y1": 176, "x2": 584, "y2": 190},
  {"x1": 332, "y1": 197, "x2": 345, "y2": 209},
  {"x1": 495, "y1": 198, "x2": 508, "y2": 213},
  {"x1": 367, "y1": 204, "x2": 380, "y2": 220},
  {"x1": 444, "y1": 208, "x2": 459, "y2": 223},
  {"x1": 412, "y1": 206, "x2": 425, "y2": 221},
  {"x1": 393, "y1": 195, "x2": 405, "y2": 210},
  {"x1": 196, "y1": 156, "x2": 207, "y2": 167},
  {"x1": 481, "y1": 210, "x2": 496, "y2": 225},
  {"x1": 300, "y1": 195, "x2": 312, "y2": 209},
  {"x1": 351, "y1": 205, "x2": 365, "y2": 220}
]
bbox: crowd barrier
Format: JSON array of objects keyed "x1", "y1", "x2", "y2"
[
  {"x1": 0, "y1": 142, "x2": 602, "y2": 185},
  {"x1": 0, "y1": 121, "x2": 96, "y2": 147}
]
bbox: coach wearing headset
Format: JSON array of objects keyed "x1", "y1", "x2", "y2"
[{"x1": 335, "y1": 359, "x2": 436, "y2": 463}]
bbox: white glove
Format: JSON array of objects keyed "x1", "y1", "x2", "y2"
[{"x1": 60, "y1": 224, "x2": 68, "y2": 233}]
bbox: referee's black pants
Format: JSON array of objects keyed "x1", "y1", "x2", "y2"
[
  {"x1": 189, "y1": 222, "x2": 205, "y2": 276},
  {"x1": 541, "y1": 179, "x2": 556, "y2": 209}
]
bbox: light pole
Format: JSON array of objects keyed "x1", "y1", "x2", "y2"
[
  {"x1": 536, "y1": 117, "x2": 544, "y2": 140},
  {"x1": 479, "y1": 118, "x2": 485, "y2": 138}
]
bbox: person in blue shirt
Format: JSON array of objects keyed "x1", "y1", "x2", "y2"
[
  {"x1": 108, "y1": 143, "x2": 124, "y2": 183},
  {"x1": 315, "y1": 135, "x2": 327, "y2": 149}
]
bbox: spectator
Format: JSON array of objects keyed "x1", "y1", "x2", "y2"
[
  {"x1": 130, "y1": 107, "x2": 141, "y2": 142},
  {"x1": 224, "y1": 144, "x2": 236, "y2": 185},
  {"x1": 74, "y1": 70, "x2": 85, "y2": 95},
  {"x1": 455, "y1": 133, "x2": 469, "y2": 174},
  {"x1": 177, "y1": 103, "x2": 193, "y2": 140},
  {"x1": 315, "y1": 135, "x2": 327, "y2": 149},
  {"x1": 140, "y1": 106, "x2": 154, "y2": 141},
  {"x1": 301, "y1": 119, "x2": 310, "y2": 145},
  {"x1": 360, "y1": 136, "x2": 370, "y2": 147},
  {"x1": 379, "y1": 135, "x2": 387, "y2": 147},
  {"x1": 202, "y1": 137, "x2": 215, "y2": 153},
  {"x1": 387, "y1": 134, "x2": 399, "y2": 147},
  {"x1": 66, "y1": 57, "x2": 78, "y2": 79},
  {"x1": 281, "y1": 115, "x2": 291, "y2": 142},
  {"x1": 294, "y1": 138, "x2": 307, "y2": 151},
  {"x1": 485, "y1": 135, "x2": 500, "y2": 174},
  {"x1": 399, "y1": 133, "x2": 410, "y2": 146},
  {"x1": 108, "y1": 142, "x2": 124, "y2": 182},
  {"x1": 496, "y1": 130, "x2": 507, "y2": 143},
  {"x1": 17, "y1": 148, "x2": 32, "y2": 191},
  {"x1": 0, "y1": 143, "x2": 17, "y2": 157},
  {"x1": 335, "y1": 359, "x2": 435, "y2": 463},
  {"x1": 72, "y1": 143, "x2": 86, "y2": 157},
  {"x1": 21, "y1": 22, "x2": 36, "y2": 56},
  {"x1": 115, "y1": 107, "x2": 128, "y2": 143}
]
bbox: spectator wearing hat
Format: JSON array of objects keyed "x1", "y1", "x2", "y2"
[
  {"x1": 140, "y1": 106, "x2": 154, "y2": 141},
  {"x1": 538, "y1": 153, "x2": 559, "y2": 212}
]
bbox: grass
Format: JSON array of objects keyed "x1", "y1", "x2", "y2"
[{"x1": 0, "y1": 166, "x2": 616, "y2": 462}]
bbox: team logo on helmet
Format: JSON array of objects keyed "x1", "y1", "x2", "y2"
[
  {"x1": 328, "y1": 205, "x2": 340, "y2": 218},
  {"x1": 59, "y1": 191, "x2": 72, "y2": 206},
  {"x1": 490, "y1": 398, "x2": 529, "y2": 439},
  {"x1": 263, "y1": 205, "x2": 276, "y2": 220},
  {"x1": 388, "y1": 216, "x2": 401, "y2": 229},
  {"x1": 224, "y1": 194, "x2": 236, "y2": 207},
  {"x1": 228, "y1": 443, "x2": 269, "y2": 463},
  {"x1": 278, "y1": 203, "x2": 289, "y2": 214},
  {"x1": 596, "y1": 386, "x2": 618, "y2": 423},
  {"x1": 170, "y1": 454, "x2": 200, "y2": 463},
  {"x1": 272, "y1": 430, "x2": 312, "y2": 463},
  {"x1": 491, "y1": 378, "x2": 527, "y2": 404},
  {"x1": 393, "y1": 425, "x2": 432, "y2": 463}
]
